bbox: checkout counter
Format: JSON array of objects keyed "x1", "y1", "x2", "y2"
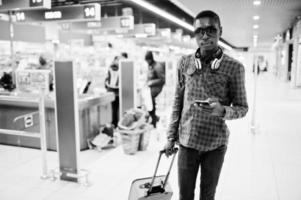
[{"x1": 0, "y1": 92, "x2": 115, "y2": 150}]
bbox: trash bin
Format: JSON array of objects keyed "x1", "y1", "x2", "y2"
[
  {"x1": 138, "y1": 124, "x2": 151, "y2": 151},
  {"x1": 119, "y1": 128, "x2": 144, "y2": 155},
  {"x1": 118, "y1": 108, "x2": 150, "y2": 155}
]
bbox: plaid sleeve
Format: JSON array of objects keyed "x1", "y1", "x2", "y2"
[
  {"x1": 223, "y1": 63, "x2": 248, "y2": 120},
  {"x1": 166, "y1": 57, "x2": 185, "y2": 142}
]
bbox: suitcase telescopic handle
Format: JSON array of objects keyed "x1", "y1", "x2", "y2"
[{"x1": 148, "y1": 147, "x2": 178, "y2": 194}]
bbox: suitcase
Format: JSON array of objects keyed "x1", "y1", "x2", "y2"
[{"x1": 128, "y1": 148, "x2": 178, "y2": 200}]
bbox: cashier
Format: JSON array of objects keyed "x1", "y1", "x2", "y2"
[
  {"x1": 38, "y1": 55, "x2": 54, "y2": 91},
  {"x1": 105, "y1": 53, "x2": 128, "y2": 128}
]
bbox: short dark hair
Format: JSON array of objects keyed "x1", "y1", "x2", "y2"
[
  {"x1": 121, "y1": 52, "x2": 128, "y2": 58},
  {"x1": 145, "y1": 51, "x2": 154, "y2": 61},
  {"x1": 194, "y1": 10, "x2": 221, "y2": 27},
  {"x1": 39, "y1": 56, "x2": 47, "y2": 66}
]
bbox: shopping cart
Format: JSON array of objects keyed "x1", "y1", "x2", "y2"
[{"x1": 128, "y1": 148, "x2": 178, "y2": 200}]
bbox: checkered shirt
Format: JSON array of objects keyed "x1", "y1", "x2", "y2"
[{"x1": 166, "y1": 53, "x2": 248, "y2": 151}]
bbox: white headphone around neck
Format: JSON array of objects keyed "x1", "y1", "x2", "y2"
[{"x1": 194, "y1": 47, "x2": 223, "y2": 70}]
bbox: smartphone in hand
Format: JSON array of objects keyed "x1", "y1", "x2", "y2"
[{"x1": 194, "y1": 99, "x2": 211, "y2": 106}]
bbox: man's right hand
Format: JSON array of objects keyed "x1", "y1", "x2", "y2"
[{"x1": 163, "y1": 140, "x2": 176, "y2": 157}]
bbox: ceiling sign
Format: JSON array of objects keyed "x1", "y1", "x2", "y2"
[
  {"x1": 172, "y1": 31, "x2": 182, "y2": 41},
  {"x1": 0, "y1": 0, "x2": 51, "y2": 11},
  {"x1": 14, "y1": 3, "x2": 100, "y2": 22},
  {"x1": 0, "y1": 20, "x2": 10, "y2": 40},
  {"x1": 101, "y1": 16, "x2": 134, "y2": 30},
  {"x1": 120, "y1": 16, "x2": 133, "y2": 29},
  {"x1": 130, "y1": 23, "x2": 156, "y2": 37},
  {"x1": 13, "y1": 23, "x2": 45, "y2": 43},
  {"x1": 182, "y1": 35, "x2": 191, "y2": 42},
  {"x1": 59, "y1": 31, "x2": 92, "y2": 46},
  {"x1": 157, "y1": 28, "x2": 171, "y2": 38},
  {"x1": 62, "y1": 16, "x2": 134, "y2": 31},
  {"x1": 30, "y1": 0, "x2": 44, "y2": 7}
]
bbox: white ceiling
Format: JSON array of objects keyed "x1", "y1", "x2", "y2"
[{"x1": 176, "y1": 0, "x2": 301, "y2": 48}]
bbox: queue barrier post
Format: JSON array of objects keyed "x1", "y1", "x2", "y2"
[{"x1": 0, "y1": 93, "x2": 49, "y2": 179}]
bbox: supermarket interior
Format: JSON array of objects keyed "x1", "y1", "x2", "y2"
[{"x1": 0, "y1": 0, "x2": 301, "y2": 200}]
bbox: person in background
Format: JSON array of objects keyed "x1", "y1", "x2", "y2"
[
  {"x1": 38, "y1": 55, "x2": 54, "y2": 91},
  {"x1": 121, "y1": 52, "x2": 128, "y2": 59},
  {"x1": 164, "y1": 10, "x2": 248, "y2": 200},
  {"x1": 145, "y1": 51, "x2": 165, "y2": 128},
  {"x1": 105, "y1": 52, "x2": 128, "y2": 128},
  {"x1": 38, "y1": 55, "x2": 47, "y2": 69},
  {"x1": 0, "y1": 72, "x2": 14, "y2": 91}
]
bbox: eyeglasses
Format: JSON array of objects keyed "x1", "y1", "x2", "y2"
[{"x1": 194, "y1": 26, "x2": 218, "y2": 37}]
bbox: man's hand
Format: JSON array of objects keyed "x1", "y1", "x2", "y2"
[
  {"x1": 163, "y1": 140, "x2": 176, "y2": 157},
  {"x1": 196, "y1": 98, "x2": 225, "y2": 117},
  {"x1": 210, "y1": 100, "x2": 226, "y2": 117}
]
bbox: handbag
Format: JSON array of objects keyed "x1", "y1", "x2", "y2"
[{"x1": 141, "y1": 86, "x2": 153, "y2": 111}]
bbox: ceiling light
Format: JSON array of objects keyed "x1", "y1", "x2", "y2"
[
  {"x1": 253, "y1": 35, "x2": 258, "y2": 39},
  {"x1": 128, "y1": 0, "x2": 194, "y2": 31},
  {"x1": 253, "y1": 24, "x2": 259, "y2": 29},
  {"x1": 253, "y1": 15, "x2": 260, "y2": 20},
  {"x1": 129, "y1": 0, "x2": 232, "y2": 51},
  {"x1": 253, "y1": 0, "x2": 261, "y2": 6},
  {"x1": 218, "y1": 41, "x2": 232, "y2": 51}
]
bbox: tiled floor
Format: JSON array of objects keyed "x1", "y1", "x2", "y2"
[{"x1": 0, "y1": 71, "x2": 301, "y2": 200}]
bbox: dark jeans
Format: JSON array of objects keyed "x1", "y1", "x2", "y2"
[
  {"x1": 178, "y1": 145, "x2": 227, "y2": 200},
  {"x1": 149, "y1": 96, "x2": 157, "y2": 128},
  {"x1": 111, "y1": 96, "x2": 119, "y2": 128}
]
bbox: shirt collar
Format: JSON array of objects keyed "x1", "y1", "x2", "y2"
[{"x1": 195, "y1": 46, "x2": 223, "y2": 62}]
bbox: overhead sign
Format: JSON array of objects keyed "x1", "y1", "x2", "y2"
[
  {"x1": 157, "y1": 28, "x2": 171, "y2": 38},
  {"x1": 0, "y1": 13, "x2": 9, "y2": 21},
  {"x1": 44, "y1": 11, "x2": 62, "y2": 20},
  {"x1": 130, "y1": 23, "x2": 156, "y2": 37},
  {"x1": 182, "y1": 35, "x2": 191, "y2": 42},
  {"x1": 30, "y1": 0, "x2": 44, "y2": 7},
  {"x1": 61, "y1": 16, "x2": 134, "y2": 31},
  {"x1": 172, "y1": 31, "x2": 182, "y2": 41},
  {"x1": 83, "y1": 4, "x2": 97, "y2": 19},
  {"x1": 13, "y1": 23, "x2": 45, "y2": 43},
  {"x1": 0, "y1": 18, "x2": 45, "y2": 42},
  {"x1": 0, "y1": 20, "x2": 10, "y2": 40},
  {"x1": 120, "y1": 16, "x2": 133, "y2": 29},
  {"x1": 0, "y1": 0, "x2": 51, "y2": 11},
  {"x1": 14, "y1": 3, "x2": 100, "y2": 22},
  {"x1": 59, "y1": 31, "x2": 92, "y2": 46}
]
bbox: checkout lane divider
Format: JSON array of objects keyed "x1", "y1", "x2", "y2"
[{"x1": 0, "y1": 93, "x2": 50, "y2": 179}]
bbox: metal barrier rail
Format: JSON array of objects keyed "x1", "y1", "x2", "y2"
[
  {"x1": 0, "y1": 129, "x2": 40, "y2": 138},
  {"x1": 0, "y1": 94, "x2": 49, "y2": 179}
]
